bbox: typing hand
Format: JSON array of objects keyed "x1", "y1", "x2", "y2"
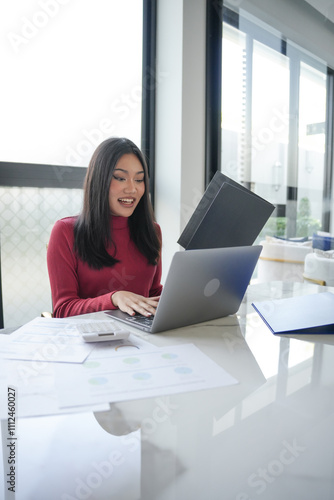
[{"x1": 111, "y1": 291, "x2": 160, "y2": 317}]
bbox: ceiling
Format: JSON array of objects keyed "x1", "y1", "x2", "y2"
[{"x1": 304, "y1": 0, "x2": 334, "y2": 24}]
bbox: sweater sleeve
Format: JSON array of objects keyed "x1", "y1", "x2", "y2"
[{"x1": 47, "y1": 219, "x2": 116, "y2": 318}]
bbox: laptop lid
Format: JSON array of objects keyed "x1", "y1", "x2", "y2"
[{"x1": 105, "y1": 245, "x2": 262, "y2": 334}]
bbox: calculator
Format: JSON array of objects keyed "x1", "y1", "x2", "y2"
[{"x1": 76, "y1": 320, "x2": 131, "y2": 342}]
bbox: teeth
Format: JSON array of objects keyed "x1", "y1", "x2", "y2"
[{"x1": 119, "y1": 198, "x2": 134, "y2": 203}]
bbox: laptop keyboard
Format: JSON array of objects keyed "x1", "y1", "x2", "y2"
[{"x1": 124, "y1": 314, "x2": 154, "y2": 327}]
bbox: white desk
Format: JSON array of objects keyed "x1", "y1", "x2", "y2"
[{"x1": 1, "y1": 282, "x2": 334, "y2": 500}]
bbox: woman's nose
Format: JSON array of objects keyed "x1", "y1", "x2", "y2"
[{"x1": 124, "y1": 179, "x2": 136, "y2": 192}]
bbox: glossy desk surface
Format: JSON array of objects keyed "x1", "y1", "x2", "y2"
[{"x1": 1, "y1": 282, "x2": 334, "y2": 500}]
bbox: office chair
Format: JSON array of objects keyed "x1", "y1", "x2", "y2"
[{"x1": 41, "y1": 243, "x2": 53, "y2": 318}]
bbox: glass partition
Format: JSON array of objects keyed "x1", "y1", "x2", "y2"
[
  {"x1": 296, "y1": 61, "x2": 326, "y2": 236},
  {"x1": 0, "y1": 187, "x2": 83, "y2": 327}
]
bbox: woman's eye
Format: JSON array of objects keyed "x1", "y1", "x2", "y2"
[{"x1": 112, "y1": 175, "x2": 144, "y2": 184}]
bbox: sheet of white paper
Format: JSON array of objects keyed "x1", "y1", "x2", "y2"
[
  {"x1": 0, "y1": 317, "x2": 94, "y2": 363},
  {"x1": 0, "y1": 358, "x2": 110, "y2": 419},
  {"x1": 56, "y1": 343, "x2": 238, "y2": 409}
]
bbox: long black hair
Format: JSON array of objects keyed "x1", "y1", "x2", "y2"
[{"x1": 74, "y1": 137, "x2": 161, "y2": 269}]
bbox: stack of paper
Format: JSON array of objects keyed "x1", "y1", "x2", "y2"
[{"x1": 0, "y1": 316, "x2": 238, "y2": 419}]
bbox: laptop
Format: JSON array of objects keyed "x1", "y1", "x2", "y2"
[{"x1": 105, "y1": 245, "x2": 262, "y2": 333}]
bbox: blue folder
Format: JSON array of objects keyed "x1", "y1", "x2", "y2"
[{"x1": 252, "y1": 292, "x2": 334, "y2": 335}]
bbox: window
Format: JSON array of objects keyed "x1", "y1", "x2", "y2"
[
  {"x1": 220, "y1": 7, "x2": 331, "y2": 241},
  {"x1": 0, "y1": 1, "x2": 144, "y2": 327},
  {"x1": 1, "y1": 0, "x2": 143, "y2": 167}
]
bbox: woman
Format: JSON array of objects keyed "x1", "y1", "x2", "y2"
[{"x1": 47, "y1": 137, "x2": 162, "y2": 318}]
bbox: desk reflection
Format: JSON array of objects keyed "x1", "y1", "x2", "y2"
[{"x1": 93, "y1": 316, "x2": 266, "y2": 500}]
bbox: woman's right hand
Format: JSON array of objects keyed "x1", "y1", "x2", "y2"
[{"x1": 111, "y1": 291, "x2": 160, "y2": 317}]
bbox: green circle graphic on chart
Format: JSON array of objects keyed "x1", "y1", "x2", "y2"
[
  {"x1": 123, "y1": 357, "x2": 140, "y2": 364},
  {"x1": 161, "y1": 353, "x2": 178, "y2": 360},
  {"x1": 83, "y1": 361, "x2": 101, "y2": 369},
  {"x1": 133, "y1": 372, "x2": 151, "y2": 380}
]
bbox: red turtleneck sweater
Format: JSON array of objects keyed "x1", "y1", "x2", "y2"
[{"x1": 47, "y1": 216, "x2": 162, "y2": 318}]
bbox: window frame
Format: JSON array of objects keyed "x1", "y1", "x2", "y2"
[
  {"x1": 141, "y1": 0, "x2": 157, "y2": 207},
  {"x1": 205, "y1": 0, "x2": 222, "y2": 185}
]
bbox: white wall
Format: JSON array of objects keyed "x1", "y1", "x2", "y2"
[{"x1": 155, "y1": 0, "x2": 206, "y2": 280}]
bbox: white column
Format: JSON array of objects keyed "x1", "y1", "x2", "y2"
[{"x1": 155, "y1": 0, "x2": 206, "y2": 280}]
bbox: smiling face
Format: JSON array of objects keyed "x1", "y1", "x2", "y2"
[{"x1": 108, "y1": 153, "x2": 146, "y2": 217}]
